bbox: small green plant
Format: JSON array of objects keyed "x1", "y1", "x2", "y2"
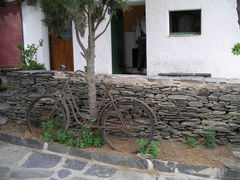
[
  {"x1": 138, "y1": 138, "x2": 160, "y2": 159},
  {"x1": 42, "y1": 118, "x2": 104, "y2": 148},
  {"x1": 186, "y1": 136, "x2": 197, "y2": 148},
  {"x1": 42, "y1": 116, "x2": 62, "y2": 142},
  {"x1": 204, "y1": 130, "x2": 216, "y2": 148},
  {"x1": 56, "y1": 129, "x2": 74, "y2": 144},
  {"x1": 18, "y1": 39, "x2": 46, "y2": 70},
  {"x1": 232, "y1": 42, "x2": 240, "y2": 55},
  {"x1": 76, "y1": 124, "x2": 104, "y2": 148}
]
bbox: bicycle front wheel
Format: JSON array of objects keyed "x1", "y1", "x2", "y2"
[
  {"x1": 26, "y1": 95, "x2": 69, "y2": 140},
  {"x1": 101, "y1": 98, "x2": 156, "y2": 153}
]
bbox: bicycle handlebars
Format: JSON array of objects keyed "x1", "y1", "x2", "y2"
[
  {"x1": 60, "y1": 65, "x2": 115, "y2": 91},
  {"x1": 60, "y1": 64, "x2": 86, "y2": 77}
]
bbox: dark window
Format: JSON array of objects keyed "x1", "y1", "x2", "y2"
[{"x1": 169, "y1": 10, "x2": 201, "y2": 35}]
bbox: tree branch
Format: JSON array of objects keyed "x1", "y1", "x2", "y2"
[
  {"x1": 84, "y1": 7, "x2": 88, "y2": 15},
  {"x1": 95, "y1": 15, "x2": 112, "y2": 41},
  {"x1": 81, "y1": 52, "x2": 87, "y2": 61},
  {"x1": 94, "y1": 4, "x2": 109, "y2": 31},
  {"x1": 75, "y1": 29, "x2": 87, "y2": 55}
]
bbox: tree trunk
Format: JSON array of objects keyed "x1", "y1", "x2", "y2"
[
  {"x1": 86, "y1": 14, "x2": 97, "y2": 120},
  {"x1": 86, "y1": 46, "x2": 97, "y2": 120}
]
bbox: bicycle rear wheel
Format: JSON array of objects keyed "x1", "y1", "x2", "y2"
[
  {"x1": 101, "y1": 98, "x2": 155, "y2": 153},
  {"x1": 26, "y1": 95, "x2": 69, "y2": 140}
]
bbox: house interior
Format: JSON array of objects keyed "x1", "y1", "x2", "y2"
[{"x1": 111, "y1": 5, "x2": 146, "y2": 75}]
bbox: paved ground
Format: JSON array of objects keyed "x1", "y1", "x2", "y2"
[{"x1": 0, "y1": 141, "x2": 207, "y2": 180}]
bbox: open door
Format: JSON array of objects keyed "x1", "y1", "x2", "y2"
[
  {"x1": 111, "y1": 5, "x2": 146, "y2": 75},
  {"x1": 111, "y1": 11, "x2": 125, "y2": 74},
  {"x1": 49, "y1": 30, "x2": 74, "y2": 71}
]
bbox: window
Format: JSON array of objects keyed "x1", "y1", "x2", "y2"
[{"x1": 169, "y1": 10, "x2": 201, "y2": 35}]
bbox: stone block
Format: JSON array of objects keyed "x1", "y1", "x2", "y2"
[
  {"x1": 10, "y1": 170, "x2": 54, "y2": 179},
  {"x1": 215, "y1": 168, "x2": 240, "y2": 179},
  {"x1": 58, "y1": 169, "x2": 72, "y2": 178},
  {"x1": 176, "y1": 163, "x2": 210, "y2": 178},
  {"x1": 21, "y1": 152, "x2": 62, "y2": 168},
  {"x1": 48, "y1": 142, "x2": 69, "y2": 154},
  {"x1": 232, "y1": 151, "x2": 240, "y2": 159},
  {"x1": 0, "y1": 166, "x2": 10, "y2": 177},
  {"x1": 188, "y1": 101, "x2": 203, "y2": 107},
  {"x1": 152, "y1": 160, "x2": 176, "y2": 173},
  {"x1": 68, "y1": 147, "x2": 92, "y2": 160},
  {"x1": 84, "y1": 164, "x2": 117, "y2": 178},
  {"x1": 63, "y1": 159, "x2": 87, "y2": 171},
  {"x1": 220, "y1": 158, "x2": 240, "y2": 170}
]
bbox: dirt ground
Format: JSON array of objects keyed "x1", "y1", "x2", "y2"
[{"x1": 0, "y1": 122, "x2": 239, "y2": 169}]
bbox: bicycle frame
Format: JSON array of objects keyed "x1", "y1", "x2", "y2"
[
  {"x1": 27, "y1": 67, "x2": 156, "y2": 153},
  {"x1": 56, "y1": 70, "x2": 130, "y2": 130}
]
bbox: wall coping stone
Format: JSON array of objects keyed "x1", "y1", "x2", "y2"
[{"x1": 7, "y1": 70, "x2": 240, "y2": 85}]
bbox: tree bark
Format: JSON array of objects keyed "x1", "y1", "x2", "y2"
[
  {"x1": 86, "y1": 14, "x2": 97, "y2": 120},
  {"x1": 86, "y1": 47, "x2": 97, "y2": 120}
]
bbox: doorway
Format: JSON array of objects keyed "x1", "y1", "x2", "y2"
[
  {"x1": 49, "y1": 29, "x2": 74, "y2": 71},
  {"x1": 0, "y1": 2, "x2": 23, "y2": 68},
  {"x1": 111, "y1": 5, "x2": 146, "y2": 75}
]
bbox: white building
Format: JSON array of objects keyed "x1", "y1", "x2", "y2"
[{"x1": 20, "y1": 0, "x2": 240, "y2": 78}]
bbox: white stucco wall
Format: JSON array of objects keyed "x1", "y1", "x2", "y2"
[
  {"x1": 72, "y1": 0, "x2": 143, "y2": 74},
  {"x1": 21, "y1": 2, "x2": 50, "y2": 69},
  {"x1": 20, "y1": 0, "x2": 240, "y2": 78},
  {"x1": 72, "y1": 16, "x2": 112, "y2": 74},
  {"x1": 146, "y1": 0, "x2": 240, "y2": 78}
]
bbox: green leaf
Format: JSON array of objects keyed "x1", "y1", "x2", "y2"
[
  {"x1": 204, "y1": 130, "x2": 216, "y2": 148},
  {"x1": 138, "y1": 138, "x2": 160, "y2": 158},
  {"x1": 186, "y1": 136, "x2": 197, "y2": 148},
  {"x1": 232, "y1": 42, "x2": 240, "y2": 55}
]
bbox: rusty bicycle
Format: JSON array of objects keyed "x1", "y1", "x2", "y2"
[{"x1": 26, "y1": 66, "x2": 156, "y2": 153}]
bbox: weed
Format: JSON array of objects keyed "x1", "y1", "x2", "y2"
[
  {"x1": 42, "y1": 118, "x2": 104, "y2": 148},
  {"x1": 186, "y1": 136, "x2": 197, "y2": 148},
  {"x1": 138, "y1": 138, "x2": 160, "y2": 159},
  {"x1": 42, "y1": 117, "x2": 62, "y2": 142},
  {"x1": 204, "y1": 130, "x2": 216, "y2": 148},
  {"x1": 138, "y1": 138, "x2": 148, "y2": 154}
]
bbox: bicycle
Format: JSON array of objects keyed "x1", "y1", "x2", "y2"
[{"x1": 26, "y1": 66, "x2": 156, "y2": 153}]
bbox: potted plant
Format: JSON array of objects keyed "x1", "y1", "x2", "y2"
[{"x1": 18, "y1": 39, "x2": 46, "y2": 70}]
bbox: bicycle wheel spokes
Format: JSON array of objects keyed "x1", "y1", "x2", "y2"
[
  {"x1": 27, "y1": 95, "x2": 68, "y2": 139},
  {"x1": 102, "y1": 99, "x2": 155, "y2": 153}
]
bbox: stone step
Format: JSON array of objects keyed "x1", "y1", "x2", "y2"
[{"x1": 0, "y1": 116, "x2": 8, "y2": 125}]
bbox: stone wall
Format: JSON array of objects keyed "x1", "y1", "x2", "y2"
[{"x1": 6, "y1": 71, "x2": 240, "y2": 145}]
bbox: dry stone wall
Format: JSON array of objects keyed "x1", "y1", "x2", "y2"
[{"x1": 6, "y1": 71, "x2": 240, "y2": 145}]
